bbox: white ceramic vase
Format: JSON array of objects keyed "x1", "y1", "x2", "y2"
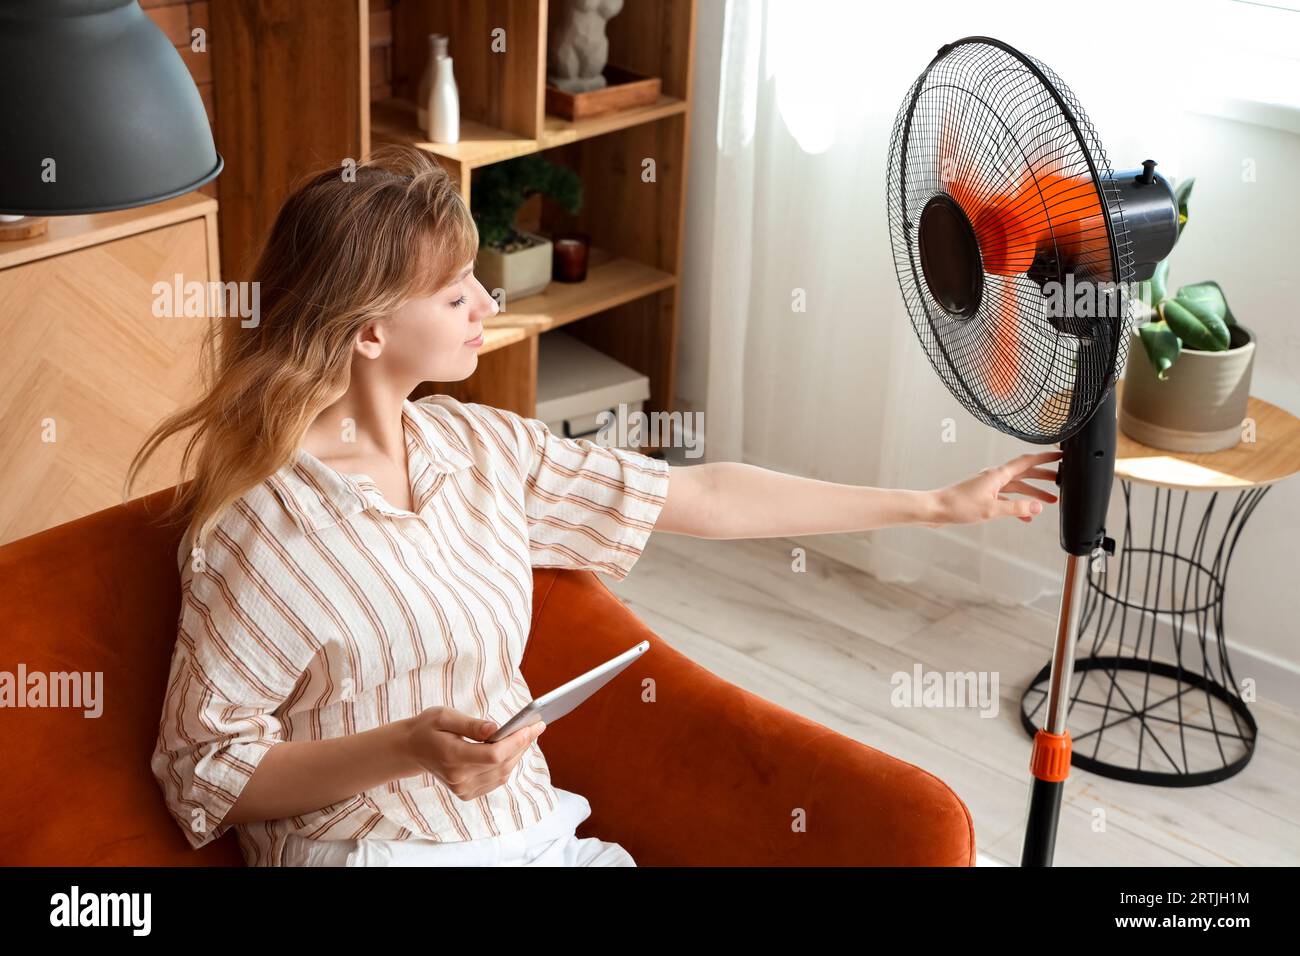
[
  {"x1": 416, "y1": 34, "x2": 447, "y2": 132},
  {"x1": 426, "y1": 55, "x2": 459, "y2": 144}
]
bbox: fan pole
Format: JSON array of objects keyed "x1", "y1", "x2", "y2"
[
  {"x1": 1020, "y1": 550, "x2": 1088, "y2": 866},
  {"x1": 1020, "y1": 387, "x2": 1119, "y2": 865}
]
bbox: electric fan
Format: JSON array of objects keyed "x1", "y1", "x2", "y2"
[{"x1": 885, "y1": 37, "x2": 1181, "y2": 866}]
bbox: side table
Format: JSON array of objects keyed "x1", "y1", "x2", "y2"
[{"x1": 1019, "y1": 383, "x2": 1300, "y2": 786}]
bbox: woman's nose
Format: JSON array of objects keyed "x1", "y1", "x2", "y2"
[{"x1": 473, "y1": 275, "x2": 501, "y2": 316}]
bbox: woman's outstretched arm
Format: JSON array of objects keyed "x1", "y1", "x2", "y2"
[{"x1": 654, "y1": 451, "x2": 1063, "y2": 540}]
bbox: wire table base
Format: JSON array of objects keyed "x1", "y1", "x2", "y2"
[{"x1": 1019, "y1": 479, "x2": 1266, "y2": 787}]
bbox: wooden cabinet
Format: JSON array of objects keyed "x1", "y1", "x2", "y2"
[{"x1": 0, "y1": 195, "x2": 220, "y2": 544}]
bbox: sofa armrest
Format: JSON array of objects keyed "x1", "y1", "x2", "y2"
[
  {"x1": 0, "y1": 489, "x2": 245, "y2": 865},
  {"x1": 520, "y1": 569, "x2": 975, "y2": 866}
]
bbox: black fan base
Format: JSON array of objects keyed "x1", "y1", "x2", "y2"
[{"x1": 1019, "y1": 657, "x2": 1257, "y2": 787}]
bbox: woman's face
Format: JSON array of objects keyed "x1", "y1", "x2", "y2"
[{"x1": 362, "y1": 258, "x2": 499, "y2": 384}]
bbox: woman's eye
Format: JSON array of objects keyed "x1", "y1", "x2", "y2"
[{"x1": 451, "y1": 295, "x2": 467, "y2": 308}]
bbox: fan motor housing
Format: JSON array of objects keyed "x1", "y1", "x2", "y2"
[
  {"x1": 918, "y1": 194, "x2": 983, "y2": 318},
  {"x1": 1104, "y1": 164, "x2": 1179, "y2": 281}
]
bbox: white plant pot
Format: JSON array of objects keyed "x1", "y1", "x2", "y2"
[
  {"x1": 1119, "y1": 323, "x2": 1256, "y2": 453},
  {"x1": 474, "y1": 231, "x2": 553, "y2": 302}
]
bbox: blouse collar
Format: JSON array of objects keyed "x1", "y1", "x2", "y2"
[{"x1": 270, "y1": 399, "x2": 475, "y2": 535}]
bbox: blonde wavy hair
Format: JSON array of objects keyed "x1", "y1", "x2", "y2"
[{"x1": 125, "y1": 144, "x2": 478, "y2": 550}]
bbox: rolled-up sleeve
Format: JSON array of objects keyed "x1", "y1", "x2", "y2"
[
  {"x1": 152, "y1": 561, "x2": 301, "y2": 850},
  {"x1": 515, "y1": 414, "x2": 670, "y2": 581}
]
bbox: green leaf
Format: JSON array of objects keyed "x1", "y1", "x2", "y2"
[
  {"x1": 1160, "y1": 296, "x2": 1230, "y2": 351},
  {"x1": 1138, "y1": 258, "x2": 1170, "y2": 316},
  {"x1": 1173, "y1": 177, "x2": 1194, "y2": 237},
  {"x1": 1175, "y1": 280, "x2": 1234, "y2": 325},
  {"x1": 1138, "y1": 320, "x2": 1181, "y2": 380}
]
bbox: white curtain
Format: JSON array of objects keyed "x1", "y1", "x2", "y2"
[{"x1": 698, "y1": 0, "x2": 1199, "y2": 605}]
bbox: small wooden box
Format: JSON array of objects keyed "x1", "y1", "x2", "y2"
[{"x1": 545, "y1": 65, "x2": 662, "y2": 121}]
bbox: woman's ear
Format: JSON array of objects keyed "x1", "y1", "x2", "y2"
[{"x1": 353, "y1": 319, "x2": 385, "y2": 360}]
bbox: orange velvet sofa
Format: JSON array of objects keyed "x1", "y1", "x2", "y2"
[{"x1": 0, "y1": 488, "x2": 975, "y2": 866}]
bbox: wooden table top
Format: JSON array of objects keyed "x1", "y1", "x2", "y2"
[{"x1": 1113, "y1": 380, "x2": 1300, "y2": 490}]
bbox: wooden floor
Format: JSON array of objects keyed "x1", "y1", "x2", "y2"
[{"x1": 606, "y1": 532, "x2": 1300, "y2": 866}]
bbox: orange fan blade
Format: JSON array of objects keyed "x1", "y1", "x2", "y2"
[
  {"x1": 985, "y1": 279, "x2": 1021, "y2": 398},
  {"x1": 938, "y1": 112, "x2": 984, "y2": 222},
  {"x1": 972, "y1": 186, "x2": 1044, "y2": 276},
  {"x1": 1032, "y1": 169, "x2": 1106, "y2": 260},
  {"x1": 949, "y1": 165, "x2": 1106, "y2": 280}
]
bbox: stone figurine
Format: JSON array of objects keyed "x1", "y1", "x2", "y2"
[{"x1": 547, "y1": 0, "x2": 625, "y2": 93}]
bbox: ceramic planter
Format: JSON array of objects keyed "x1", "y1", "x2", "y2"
[
  {"x1": 474, "y1": 230, "x2": 552, "y2": 301},
  {"x1": 1119, "y1": 323, "x2": 1255, "y2": 453}
]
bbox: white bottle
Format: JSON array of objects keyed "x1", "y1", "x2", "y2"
[
  {"x1": 416, "y1": 34, "x2": 447, "y2": 133},
  {"x1": 428, "y1": 54, "x2": 460, "y2": 144}
]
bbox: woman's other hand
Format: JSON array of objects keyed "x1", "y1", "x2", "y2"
[
  {"x1": 401, "y1": 707, "x2": 547, "y2": 801},
  {"x1": 925, "y1": 450, "x2": 1063, "y2": 527}
]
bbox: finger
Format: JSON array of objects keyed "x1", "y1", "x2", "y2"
[
  {"x1": 1002, "y1": 479, "x2": 1058, "y2": 503},
  {"x1": 457, "y1": 726, "x2": 545, "y2": 796},
  {"x1": 1002, "y1": 451, "x2": 1063, "y2": 479},
  {"x1": 481, "y1": 721, "x2": 546, "y2": 765},
  {"x1": 1005, "y1": 494, "x2": 1035, "y2": 523},
  {"x1": 1020, "y1": 466, "x2": 1058, "y2": 482},
  {"x1": 433, "y1": 707, "x2": 496, "y2": 741},
  {"x1": 997, "y1": 494, "x2": 1043, "y2": 519},
  {"x1": 440, "y1": 734, "x2": 501, "y2": 767},
  {"x1": 441, "y1": 728, "x2": 522, "y2": 767},
  {"x1": 460, "y1": 756, "x2": 521, "y2": 798}
]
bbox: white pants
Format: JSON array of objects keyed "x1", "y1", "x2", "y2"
[{"x1": 281, "y1": 788, "x2": 635, "y2": 867}]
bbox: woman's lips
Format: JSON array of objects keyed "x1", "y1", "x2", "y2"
[{"x1": 465, "y1": 332, "x2": 484, "y2": 347}]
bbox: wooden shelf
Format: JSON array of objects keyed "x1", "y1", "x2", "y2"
[
  {"x1": 371, "y1": 98, "x2": 536, "y2": 168},
  {"x1": 370, "y1": 95, "x2": 687, "y2": 169},
  {"x1": 540, "y1": 95, "x2": 687, "y2": 150},
  {"x1": 478, "y1": 326, "x2": 531, "y2": 356},
  {"x1": 483, "y1": 248, "x2": 675, "y2": 344}
]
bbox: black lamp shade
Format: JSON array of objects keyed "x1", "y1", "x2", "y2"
[{"x1": 0, "y1": 0, "x2": 223, "y2": 215}]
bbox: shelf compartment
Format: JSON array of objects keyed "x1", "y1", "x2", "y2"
[{"x1": 484, "y1": 247, "x2": 675, "y2": 336}]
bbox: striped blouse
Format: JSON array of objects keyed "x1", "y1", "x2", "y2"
[{"x1": 150, "y1": 394, "x2": 671, "y2": 866}]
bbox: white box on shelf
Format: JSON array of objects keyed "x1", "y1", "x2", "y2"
[{"x1": 536, "y1": 331, "x2": 650, "y2": 452}]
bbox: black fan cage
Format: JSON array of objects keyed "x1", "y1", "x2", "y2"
[{"x1": 887, "y1": 37, "x2": 1136, "y2": 444}]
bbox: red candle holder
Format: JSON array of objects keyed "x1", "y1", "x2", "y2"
[{"x1": 552, "y1": 231, "x2": 590, "y2": 282}]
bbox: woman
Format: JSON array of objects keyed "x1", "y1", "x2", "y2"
[{"x1": 130, "y1": 145, "x2": 1060, "y2": 868}]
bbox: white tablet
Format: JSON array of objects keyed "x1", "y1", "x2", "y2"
[{"x1": 487, "y1": 640, "x2": 650, "y2": 742}]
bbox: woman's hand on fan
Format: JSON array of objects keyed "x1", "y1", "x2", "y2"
[{"x1": 926, "y1": 451, "x2": 1063, "y2": 527}]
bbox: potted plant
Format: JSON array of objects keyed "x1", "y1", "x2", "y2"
[
  {"x1": 1119, "y1": 177, "x2": 1256, "y2": 453},
  {"x1": 472, "y1": 155, "x2": 582, "y2": 301}
]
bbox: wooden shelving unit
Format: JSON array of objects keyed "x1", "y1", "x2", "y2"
[{"x1": 214, "y1": 0, "x2": 696, "y2": 429}]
